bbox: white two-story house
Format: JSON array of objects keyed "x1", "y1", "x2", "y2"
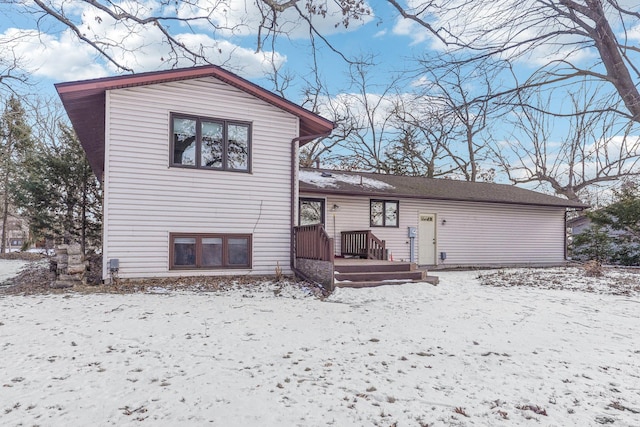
[{"x1": 57, "y1": 65, "x2": 585, "y2": 286}]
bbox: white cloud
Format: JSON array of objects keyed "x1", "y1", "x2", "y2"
[
  {"x1": 391, "y1": 17, "x2": 433, "y2": 45},
  {"x1": 0, "y1": 0, "x2": 382, "y2": 87},
  {"x1": 409, "y1": 76, "x2": 430, "y2": 87},
  {"x1": 373, "y1": 29, "x2": 387, "y2": 38},
  {"x1": 628, "y1": 24, "x2": 640, "y2": 42},
  {"x1": 318, "y1": 91, "x2": 400, "y2": 129},
  {"x1": 74, "y1": 2, "x2": 286, "y2": 77},
  {"x1": 316, "y1": 89, "x2": 451, "y2": 138},
  {"x1": 175, "y1": 0, "x2": 374, "y2": 38},
  {"x1": 0, "y1": 28, "x2": 108, "y2": 81},
  {"x1": 0, "y1": 1, "x2": 287, "y2": 82},
  {"x1": 174, "y1": 33, "x2": 286, "y2": 78}
]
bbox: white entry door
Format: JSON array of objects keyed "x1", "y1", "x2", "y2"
[{"x1": 418, "y1": 213, "x2": 436, "y2": 265}]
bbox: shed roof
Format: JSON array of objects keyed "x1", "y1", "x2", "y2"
[
  {"x1": 55, "y1": 65, "x2": 335, "y2": 179},
  {"x1": 566, "y1": 214, "x2": 591, "y2": 227},
  {"x1": 299, "y1": 168, "x2": 587, "y2": 209}
]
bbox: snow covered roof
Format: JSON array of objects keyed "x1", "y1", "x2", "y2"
[{"x1": 299, "y1": 168, "x2": 587, "y2": 209}]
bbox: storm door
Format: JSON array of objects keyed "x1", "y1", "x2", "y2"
[{"x1": 418, "y1": 213, "x2": 437, "y2": 264}]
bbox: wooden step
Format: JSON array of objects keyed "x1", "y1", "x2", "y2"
[{"x1": 335, "y1": 270, "x2": 426, "y2": 282}]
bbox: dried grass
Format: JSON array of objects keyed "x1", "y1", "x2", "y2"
[{"x1": 583, "y1": 260, "x2": 604, "y2": 277}]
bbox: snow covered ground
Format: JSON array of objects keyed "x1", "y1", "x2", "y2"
[
  {"x1": 1, "y1": 263, "x2": 639, "y2": 426},
  {"x1": 0, "y1": 259, "x2": 29, "y2": 284}
]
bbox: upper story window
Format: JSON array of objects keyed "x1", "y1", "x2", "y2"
[
  {"x1": 370, "y1": 199, "x2": 399, "y2": 227},
  {"x1": 171, "y1": 113, "x2": 251, "y2": 172}
]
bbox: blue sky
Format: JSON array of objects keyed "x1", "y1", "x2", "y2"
[
  {"x1": 0, "y1": 1, "x2": 575, "y2": 109},
  {"x1": 1, "y1": 1, "x2": 637, "y2": 113},
  {"x1": 1, "y1": 0, "x2": 639, "y2": 200},
  {"x1": 0, "y1": 0, "x2": 425, "y2": 100}
]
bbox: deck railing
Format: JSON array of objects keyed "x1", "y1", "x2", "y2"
[
  {"x1": 293, "y1": 224, "x2": 334, "y2": 262},
  {"x1": 340, "y1": 230, "x2": 387, "y2": 260}
]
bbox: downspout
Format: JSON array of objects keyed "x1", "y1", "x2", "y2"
[
  {"x1": 564, "y1": 209, "x2": 569, "y2": 262},
  {"x1": 290, "y1": 132, "x2": 332, "y2": 272}
]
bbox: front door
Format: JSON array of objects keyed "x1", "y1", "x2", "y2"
[{"x1": 418, "y1": 213, "x2": 436, "y2": 265}]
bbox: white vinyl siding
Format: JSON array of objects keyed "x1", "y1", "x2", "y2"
[
  {"x1": 103, "y1": 77, "x2": 298, "y2": 279},
  {"x1": 304, "y1": 193, "x2": 566, "y2": 266}
]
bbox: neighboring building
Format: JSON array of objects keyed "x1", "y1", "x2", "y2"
[
  {"x1": 567, "y1": 213, "x2": 635, "y2": 263},
  {"x1": 1, "y1": 214, "x2": 29, "y2": 252},
  {"x1": 56, "y1": 65, "x2": 586, "y2": 282},
  {"x1": 567, "y1": 214, "x2": 592, "y2": 237}
]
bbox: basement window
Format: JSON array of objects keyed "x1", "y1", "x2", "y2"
[{"x1": 170, "y1": 233, "x2": 252, "y2": 269}]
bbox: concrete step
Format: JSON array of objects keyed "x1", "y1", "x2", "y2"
[
  {"x1": 334, "y1": 261, "x2": 416, "y2": 273},
  {"x1": 335, "y1": 270, "x2": 426, "y2": 282},
  {"x1": 335, "y1": 276, "x2": 439, "y2": 288}
]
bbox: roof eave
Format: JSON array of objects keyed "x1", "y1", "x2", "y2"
[
  {"x1": 55, "y1": 65, "x2": 334, "y2": 135},
  {"x1": 56, "y1": 65, "x2": 334, "y2": 181},
  {"x1": 299, "y1": 186, "x2": 588, "y2": 209}
]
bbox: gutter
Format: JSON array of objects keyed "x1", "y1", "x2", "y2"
[
  {"x1": 290, "y1": 132, "x2": 333, "y2": 272},
  {"x1": 299, "y1": 186, "x2": 588, "y2": 210}
]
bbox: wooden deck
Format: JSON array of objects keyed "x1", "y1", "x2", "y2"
[{"x1": 334, "y1": 258, "x2": 439, "y2": 288}]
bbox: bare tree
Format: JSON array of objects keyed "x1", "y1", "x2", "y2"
[
  {"x1": 387, "y1": 0, "x2": 640, "y2": 123},
  {"x1": 292, "y1": 35, "x2": 348, "y2": 168},
  {"x1": 22, "y1": 95, "x2": 68, "y2": 147},
  {"x1": 10, "y1": 0, "x2": 639, "y2": 125},
  {"x1": 384, "y1": 110, "x2": 455, "y2": 178},
  {"x1": 388, "y1": 58, "x2": 499, "y2": 181},
  {"x1": 312, "y1": 61, "x2": 407, "y2": 172},
  {"x1": 301, "y1": 58, "x2": 499, "y2": 180},
  {"x1": 0, "y1": 32, "x2": 31, "y2": 94},
  {"x1": 8, "y1": 0, "x2": 370, "y2": 73},
  {"x1": 298, "y1": 100, "x2": 351, "y2": 168},
  {"x1": 495, "y1": 84, "x2": 640, "y2": 202},
  {"x1": 10, "y1": 0, "x2": 640, "y2": 199},
  {"x1": 0, "y1": 59, "x2": 28, "y2": 93}
]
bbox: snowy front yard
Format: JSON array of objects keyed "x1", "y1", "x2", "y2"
[{"x1": 1, "y1": 265, "x2": 639, "y2": 426}]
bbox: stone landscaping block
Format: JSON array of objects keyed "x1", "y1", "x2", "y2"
[
  {"x1": 68, "y1": 255, "x2": 84, "y2": 265},
  {"x1": 67, "y1": 265, "x2": 87, "y2": 275}
]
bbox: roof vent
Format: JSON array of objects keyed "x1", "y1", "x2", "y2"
[{"x1": 321, "y1": 171, "x2": 332, "y2": 177}]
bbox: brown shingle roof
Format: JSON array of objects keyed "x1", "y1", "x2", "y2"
[
  {"x1": 299, "y1": 168, "x2": 587, "y2": 209},
  {"x1": 55, "y1": 65, "x2": 334, "y2": 180}
]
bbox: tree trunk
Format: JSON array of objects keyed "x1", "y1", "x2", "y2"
[
  {"x1": 466, "y1": 125, "x2": 477, "y2": 182},
  {"x1": 81, "y1": 164, "x2": 87, "y2": 255},
  {"x1": 1, "y1": 169, "x2": 9, "y2": 255},
  {"x1": 584, "y1": 0, "x2": 640, "y2": 121}
]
